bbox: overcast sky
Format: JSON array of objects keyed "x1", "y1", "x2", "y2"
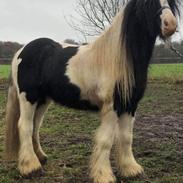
[
  {"x1": 0, "y1": 0, "x2": 182, "y2": 44},
  {"x1": 0, "y1": 0, "x2": 79, "y2": 43}
]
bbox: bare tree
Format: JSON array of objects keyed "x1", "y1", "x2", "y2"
[{"x1": 67, "y1": 0, "x2": 127, "y2": 41}]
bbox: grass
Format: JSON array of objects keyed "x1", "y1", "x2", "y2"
[
  {"x1": 0, "y1": 65, "x2": 10, "y2": 80},
  {"x1": 149, "y1": 64, "x2": 183, "y2": 83},
  {"x1": 0, "y1": 63, "x2": 183, "y2": 82},
  {"x1": 0, "y1": 63, "x2": 183, "y2": 183}
]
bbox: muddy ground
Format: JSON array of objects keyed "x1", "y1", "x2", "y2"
[{"x1": 0, "y1": 81, "x2": 183, "y2": 183}]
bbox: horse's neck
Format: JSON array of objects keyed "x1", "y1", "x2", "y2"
[
  {"x1": 87, "y1": 10, "x2": 134, "y2": 101},
  {"x1": 91, "y1": 10, "x2": 123, "y2": 55},
  {"x1": 68, "y1": 10, "x2": 132, "y2": 101},
  {"x1": 85, "y1": 10, "x2": 124, "y2": 79}
]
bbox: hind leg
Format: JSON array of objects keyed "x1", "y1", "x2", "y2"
[
  {"x1": 115, "y1": 113, "x2": 143, "y2": 177},
  {"x1": 18, "y1": 93, "x2": 42, "y2": 177},
  {"x1": 33, "y1": 100, "x2": 50, "y2": 165}
]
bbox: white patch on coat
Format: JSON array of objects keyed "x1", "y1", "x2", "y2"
[
  {"x1": 160, "y1": 0, "x2": 168, "y2": 6},
  {"x1": 11, "y1": 47, "x2": 24, "y2": 93}
]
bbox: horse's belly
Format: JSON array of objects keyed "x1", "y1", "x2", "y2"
[{"x1": 49, "y1": 81, "x2": 100, "y2": 111}]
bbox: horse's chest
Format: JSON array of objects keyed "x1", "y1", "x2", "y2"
[{"x1": 113, "y1": 82, "x2": 147, "y2": 117}]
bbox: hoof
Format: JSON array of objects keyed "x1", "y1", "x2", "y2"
[
  {"x1": 19, "y1": 156, "x2": 43, "y2": 179},
  {"x1": 39, "y1": 156, "x2": 47, "y2": 165},
  {"x1": 35, "y1": 150, "x2": 48, "y2": 166},
  {"x1": 121, "y1": 163, "x2": 144, "y2": 177},
  {"x1": 22, "y1": 168, "x2": 44, "y2": 179}
]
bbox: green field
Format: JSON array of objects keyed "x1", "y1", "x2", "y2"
[
  {"x1": 149, "y1": 64, "x2": 183, "y2": 82},
  {"x1": 0, "y1": 64, "x2": 183, "y2": 183},
  {"x1": 0, "y1": 65, "x2": 10, "y2": 79},
  {"x1": 1, "y1": 64, "x2": 183, "y2": 81}
]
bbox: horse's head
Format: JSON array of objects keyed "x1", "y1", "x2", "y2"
[
  {"x1": 121, "y1": 0, "x2": 181, "y2": 63},
  {"x1": 130, "y1": 0, "x2": 180, "y2": 39},
  {"x1": 159, "y1": 0, "x2": 179, "y2": 38}
]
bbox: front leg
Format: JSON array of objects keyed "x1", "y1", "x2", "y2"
[
  {"x1": 90, "y1": 106, "x2": 118, "y2": 183},
  {"x1": 115, "y1": 113, "x2": 143, "y2": 177}
]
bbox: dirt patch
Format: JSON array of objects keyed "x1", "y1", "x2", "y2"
[
  {"x1": 0, "y1": 82, "x2": 183, "y2": 183},
  {"x1": 135, "y1": 114, "x2": 183, "y2": 146}
]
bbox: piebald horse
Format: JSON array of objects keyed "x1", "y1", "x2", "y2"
[{"x1": 5, "y1": 0, "x2": 180, "y2": 182}]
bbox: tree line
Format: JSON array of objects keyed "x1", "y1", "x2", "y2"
[
  {"x1": 153, "y1": 41, "x2": 183, "y2": 63},
  {"x1": 0, "y1": 41, "x2": 22, "y2": 64},
  {"x1": 0, "y1": 40, "x2": 182, "y2": 64},
  {"x1": 0, "y1": 0, "x2": 182, "y2": 64}
]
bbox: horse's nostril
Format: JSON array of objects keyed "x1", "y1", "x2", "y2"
[{"x1": 164, "y1": 20, "x2": 169, "y2": 27}]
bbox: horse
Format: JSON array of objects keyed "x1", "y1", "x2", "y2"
[{"x1": 5, "y1": 0, "x2": 180, "y2": 182}]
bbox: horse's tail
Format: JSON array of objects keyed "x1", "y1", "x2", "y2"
[{"x1": 5, "y1": 76, "x2": 20, "y2": 161}]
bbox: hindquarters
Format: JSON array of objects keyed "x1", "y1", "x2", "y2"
[{"x1": 5, "y1": 46, "x2": 51, "y2": 176}]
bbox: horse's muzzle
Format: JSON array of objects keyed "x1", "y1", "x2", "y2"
[{"x1": 161, "y1": 9, "x2": 177, "y2": 38}]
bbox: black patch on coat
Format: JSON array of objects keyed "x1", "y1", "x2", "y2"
[
  {"x1": 18, "y1": 38, "x2": 99, "y2": 111},
  {"x1": 113, "y1": 0, "x2": 180, "y2": 117},
  {"x1": 167, "y1": 0, "x2": 180, "y2": 16}
]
